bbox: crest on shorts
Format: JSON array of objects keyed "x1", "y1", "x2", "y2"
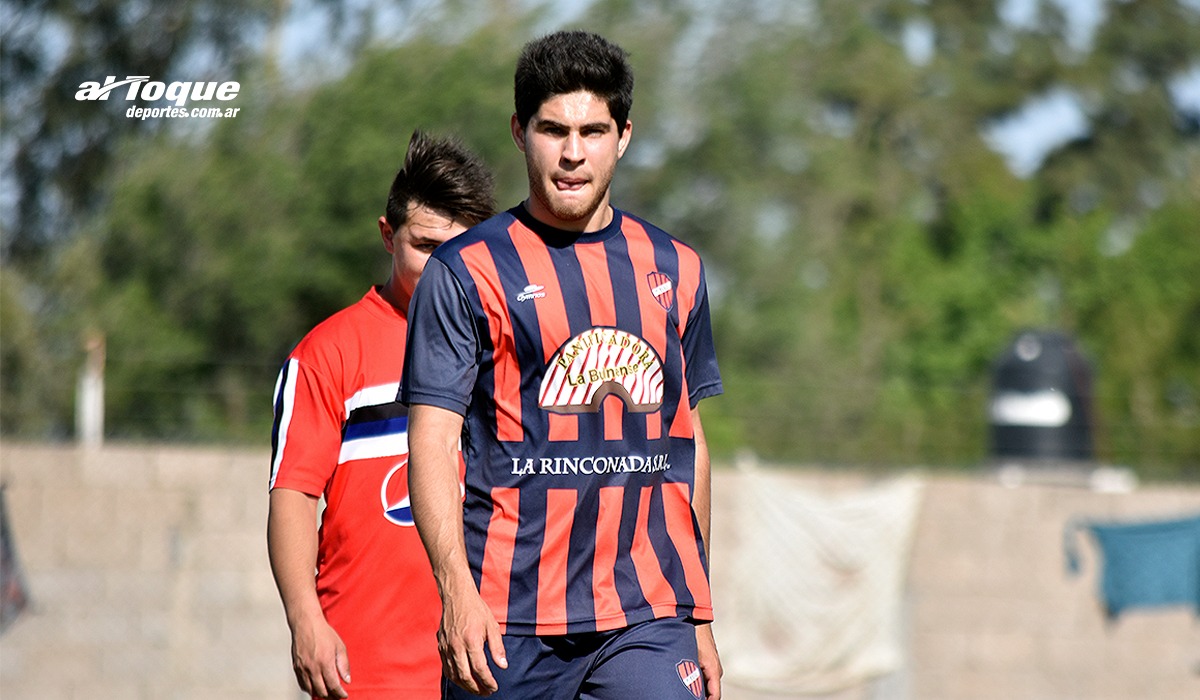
[
  {"x1": 676, "y1": 659, "x2": 703, "y2": 699},
  {"x1": 647, "y1": 271, "x2": 675, "y2": 312}
]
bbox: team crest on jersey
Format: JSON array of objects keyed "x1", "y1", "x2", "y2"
[
  {"x1": 539, "y1": 327, "x2": 664, "y2": 414},
  {"x1": 676, "y1": 659, "x2": 703, "y2": 699},
  {"x1": 647, "y1": 271, "x2": 675, "y2": 312},
  {"x1": 381, "y1": 459, "x2": 415, "y2": 526}
]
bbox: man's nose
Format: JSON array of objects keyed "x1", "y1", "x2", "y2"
[{"x1": 562, "y1": 132, "x2": 584, "y2": 162}]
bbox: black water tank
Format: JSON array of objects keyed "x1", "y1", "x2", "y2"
[{"x1": 988, "y1": 330, "x2": 1095, "y2": 461}]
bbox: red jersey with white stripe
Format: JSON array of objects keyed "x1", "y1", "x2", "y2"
[
  {"x1": 270, "y1": 287, "x2": 441, "y2": 699},
  {"x1": 401, "y1": 206, "x2": 722, "y2": 635}
]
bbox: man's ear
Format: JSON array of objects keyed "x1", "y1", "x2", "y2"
[
  {"x1": 379, "y1": 216, "x2": 396, "y2": 253},
  {"x1": 616, "y1": 119, "x2": 633, "y2": 160},
  {"x1": 511, "y1": 113, "x2": 526, "y2": 153}
]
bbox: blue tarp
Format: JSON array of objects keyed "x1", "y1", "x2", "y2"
[{"x1": 1065, "y1": 512, "x2": 1200, "y2": 619}]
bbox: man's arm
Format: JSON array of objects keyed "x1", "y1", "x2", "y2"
[
  {"x1": 692, "y1": 407, "x2": 713, "y2": 560},
  {"x1": 408, "y1": 404, "x2": 507, "y2": 696},
  {"x1": 691, "y1": 407, "x2": 723, "y2": 700},
  {"x1": 267, "y1": 488, "x2": 351, "y2": 700}
]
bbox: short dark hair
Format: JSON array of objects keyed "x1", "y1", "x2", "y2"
[
  {"x1": 514, "y1": 30, "x2": 634, "y2": 135},
  {"x1": 385, "y1": 131, "x2": 496, "y2": 230}
]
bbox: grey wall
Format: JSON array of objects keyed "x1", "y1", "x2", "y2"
[{"x1": 1, "y1": 443, "x2": 1198, "y2": 699}]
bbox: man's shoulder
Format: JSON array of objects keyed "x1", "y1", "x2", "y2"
[
  {"x1": 290, "y1": 289, "x2": 400, "y2": 358},
  {"x1": 619, "y1": 209, "x2": 698, "y2": 254}
]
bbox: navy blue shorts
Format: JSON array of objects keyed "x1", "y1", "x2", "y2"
[{"x1": 443, "y1": 617, "x2": 706, "y2": 700}]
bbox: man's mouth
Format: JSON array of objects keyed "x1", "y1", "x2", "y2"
[{"x1": 555, "y1": 178, "x2": 587, "y2": 191}]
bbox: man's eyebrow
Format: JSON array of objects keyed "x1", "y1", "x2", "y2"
[{"x1": 535, "y1": 117, "x2": 612, "y2": 131}]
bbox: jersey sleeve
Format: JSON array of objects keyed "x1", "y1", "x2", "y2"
[
  {"x1": 400, "y1": 257, "x2": 480, "y2": 415},
  {"x1": 269, "y1": 356, "x2": 345, "y2": 495},
  {"x1": 681, "y1": 260, "x2": 723, "y2": 406}
]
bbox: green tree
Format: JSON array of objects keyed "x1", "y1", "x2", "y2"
[
  {"x1": 40, "y1": 22, "x2": 529, "y2": 442},
  {"x1": 6, "y1": 0, "x2": 1197, "y2": 478},
  {"x1": 584, "y1": 0, "x2": 1200, "y2": 475},
  {"x1": 0, "y1": 0, "x2": 283, "y2": 263}
]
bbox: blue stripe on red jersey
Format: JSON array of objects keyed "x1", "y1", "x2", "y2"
[
  {"x1": 343, "y1": 411, "x2": 408, "y2": 441},
  {"x1": 402, "y1": 205, "x2": 721, "y2": 634}
]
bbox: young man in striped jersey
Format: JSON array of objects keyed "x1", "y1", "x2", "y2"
[
  {"x1": 402, "y1": 31, "x2": 723, "y2": 699},
  {"x1": 268, "y1": 131, "x2": 495, "y2": 700}
]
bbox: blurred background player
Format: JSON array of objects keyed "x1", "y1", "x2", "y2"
[
  {"x1": 403, "y1": 31, "x2": 724, "y2": 699},
  {"x1": 267, "y1": 131, "x2": 495, "y2": 700}
]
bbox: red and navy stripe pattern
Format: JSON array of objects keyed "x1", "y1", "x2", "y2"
[{"x1": 403, "y1": 206, "x2": 722, "y2": 634}]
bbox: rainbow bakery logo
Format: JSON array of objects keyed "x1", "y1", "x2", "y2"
[{"x1": 539, "y1": 328, "x2": 664, "y2": 413}]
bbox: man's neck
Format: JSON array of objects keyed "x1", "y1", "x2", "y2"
[
  {"x1": 377, "y1": 279, "x2": 410, "y2": 317},
  {"x1": 522, "y1": 198, "x2": 613, "y2": 233}
]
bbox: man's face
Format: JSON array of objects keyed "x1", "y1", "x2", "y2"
[
  {"x1": 381, "y1": 203, "x2": 467, "y2": 305},
  {"x1": 512, "y1": 90, "x2": 632, "y2": 232}
]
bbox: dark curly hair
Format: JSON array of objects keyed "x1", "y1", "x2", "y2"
[{"x1": 514, "y1": 30, "x2": 634, "y2": 135}]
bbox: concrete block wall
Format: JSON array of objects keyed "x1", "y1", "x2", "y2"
[
  {"x1": 0, "y1": 442, "x2": 295, "y2": 700},
  {"x1": 905, "y1": 474, "x2": 1200, "y2": 700},
  {"x1": 2, "y1": 442, "x2": 1199, "y2": 699},
  {"x1": 708, "y1": 467, "x2": 1200, "y2": 700}
]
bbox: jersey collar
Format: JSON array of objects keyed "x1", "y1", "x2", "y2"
[{"x1": 510, "y1": 203, "x2": 624, "y2": 248}]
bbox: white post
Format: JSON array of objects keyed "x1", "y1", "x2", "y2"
[{"x1": 76, "y1": 332, "x2": 105, "y2": 447}]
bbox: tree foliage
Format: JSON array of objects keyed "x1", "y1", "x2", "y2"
[
  {"x1": 0, "y1": 0, "x2": 284, "y2": 263},
  {"x1": 587, "y1": 0, "x2": 1200, "y2": 474},
  {"x1": 3, "y1": 0, "x2": 1197, "y2": 478},
  {"x1": 1, "y1": 18, "x2": 530, "y2": 442}
]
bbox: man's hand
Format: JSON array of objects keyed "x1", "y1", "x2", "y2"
[
  {"x1": 290, "y1": 614, "x2": 351, "y2": 699},
  {"x1": 409, "y1": 404, "x2": 507, "y2": 696},
  {"x1": 696, "y1": 623, "x2": 723, "y2": 700},
  {"x1": 268, "y1": 488, "x2": 350, "y2": 699},
  {"x1": 437, "y1": 578, "x2": 507, "y2": 696}
]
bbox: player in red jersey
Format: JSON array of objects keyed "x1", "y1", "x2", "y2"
[
  {"x1": 268, "y1": 131, "x2": 494, "y2": 700},
  {"x1": 402, "y1": 31, "x2": 724, "y2": 699}
]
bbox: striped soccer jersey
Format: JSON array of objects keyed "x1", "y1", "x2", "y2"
[
  {"x1": 402, "y1": 205, "x2": 723, "y2": 635},
  {"x1": 270, "y1": 287, "x2": 442, "y2": 700}
]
